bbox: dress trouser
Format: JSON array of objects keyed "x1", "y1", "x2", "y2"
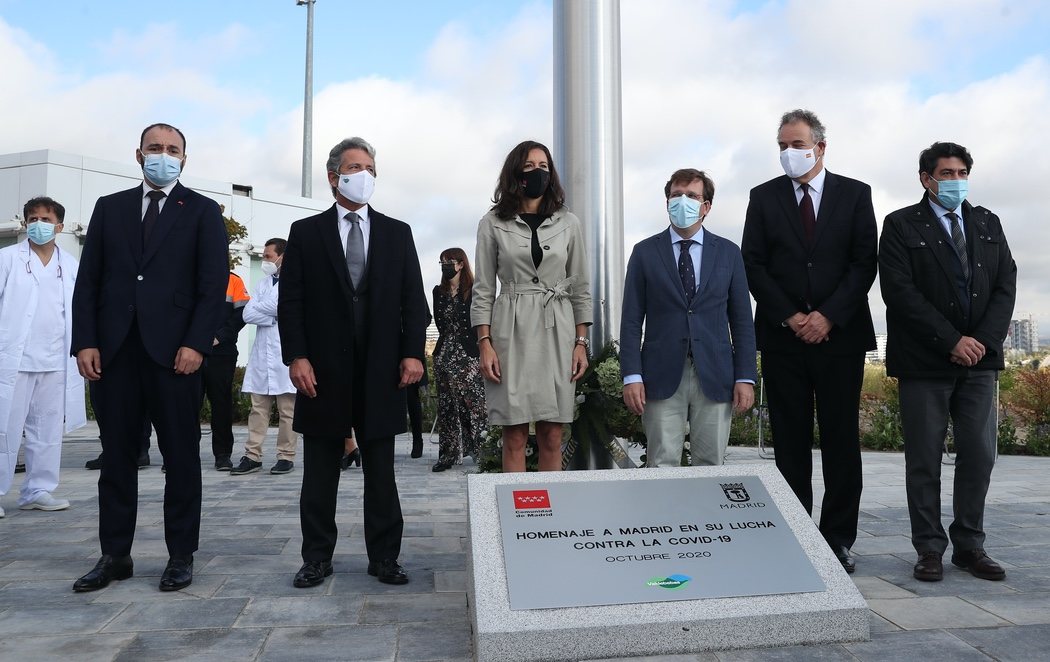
[
  {"x1": 762, "y1": 349, "x2": 864, "y2": 550},
  {"x1": 899, "y1": 371, "x2": 997, "y2": 554},
  {"x1": 89, "y1": 380, "x2": 151, "y2": 457},
  {"x1": 406, "y1": 383, "x2": 424, "y2": 441},
  {"x1": 299, "y1": 357, "x2": 404, "y2": 563},
  {"x1": 0, "y1": 371, "x2": 64, "y2": 504},
  {"x1": 202, "y1": 353, "x2": 237, "y2": 459},
  {"x1": 642, "y1": 357, "x2": 732, "y2": 467},
  {"x1": 96, "y1": 324, "x2": 203, "y2": 558},
  {"x1": 245, "y1": 393, "x2": 297, "y2": 461}
]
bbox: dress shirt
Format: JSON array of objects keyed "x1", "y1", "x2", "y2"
[
  {"x1": 140, "y1": 180, "x2": 179, "y2": 219},
  {"x1": 791, "y1": 166, "x2": 826, "y2": 218},
  {"x1": 337, "y1": 202, "x2": 371, "y2": 256},
  {"x1": 670, "y1": 225, "x2": 703, "y2": 290},
  {"x1": 927, "y1": 196, "x2": 965, "y2": 239}
]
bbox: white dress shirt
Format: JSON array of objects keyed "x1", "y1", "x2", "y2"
[
  {"x1": 791, "y1": 166, "x2": 826, "y2": 218},
  {"x1": 140, "y1": 180, "x2": 179, "y2": 219},
  {"x1": 336, "y1": 202, "x2": 371, "y2": 256},
  {"x1": 927, "y1": 196, "x2": 965, "y2": 239}
]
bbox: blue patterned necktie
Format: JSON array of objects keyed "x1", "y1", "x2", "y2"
[{"x1": 677, "y1": 239, "x2": 695, "y2": 300}]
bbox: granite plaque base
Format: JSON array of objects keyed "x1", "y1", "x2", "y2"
[{"x1": 467, "y1": 465, "x2": 869, "y2": 661}]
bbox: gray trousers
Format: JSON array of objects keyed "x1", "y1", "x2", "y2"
[
  {"x1": 642, "y1": 357, "x2": 732, "y2": 467},
  {"x1": 899, "y1": 370, "x2": 997, "y2": 555}
]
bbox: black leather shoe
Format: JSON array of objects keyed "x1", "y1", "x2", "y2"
[
  {"x1": 294, "y1": 560, "x2": 333, "y2": 588},
  {"x1": 411, "y1": 438, "x2": 424, "y2": 459},
  {"x1": 73, "y1": 555, "x2": 133, "y2": 592},
  {"x1": 341, "y1": 448, "x2": 361, "y2": 470},
  {"x1": 951, "y1": 548, "x2": 1006, "y2": 581},
  {"x1": 432, "y1": 457, "x2": 455, "y2": 473},
  {"x1": 85, "y1": 454, "x2": 103, "y2": 470},
  {"x1": 832, "y1": 546, "x2": 855, "y2": 574},
  {"x1": 215, "y1": 455, "x2": 233, "y2": 471},
  {"x1": 159, "y1": 556, "x2": 194, "y2": 591},
  {"x1": 368, "y1": 559, "x2": 409, "y2": 585},
  {"x1": 914, "y1": 551, "x2": 944, "y2": 582}
]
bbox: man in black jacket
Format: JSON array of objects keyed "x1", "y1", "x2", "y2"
[
  {"x1": 880, "y1": 141, "x2": 1016, "y2": 583},
  {"x1": 279, "y1": 136, "x2": 429, "y2": 589},
  {"x1": 741, "y1": 109, "x2": 878, "y2": 574}
]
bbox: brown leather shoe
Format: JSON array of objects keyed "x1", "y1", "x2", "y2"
[
  {"x1": 913, "y1": 551, "x2": 943, "y2": 582},
  {"x1": 951, "y1": 548, "x2": 1006, "y2": 581}
]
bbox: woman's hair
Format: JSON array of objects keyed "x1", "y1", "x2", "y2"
[
  {"x1": 439, "y1": 247, "x2": 474, "y2": 301},
  {"x1": 490, "y1": 140, "x2": 566, "y2": 220}
]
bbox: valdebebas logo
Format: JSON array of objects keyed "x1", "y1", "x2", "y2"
[{"x1": 646, "y1": 574, "x2": 691, "y2": 590}]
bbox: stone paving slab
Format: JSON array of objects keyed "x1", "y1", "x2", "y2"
[{"x1": 1, "y1": 426, "x2": 1049, "y2": 660}]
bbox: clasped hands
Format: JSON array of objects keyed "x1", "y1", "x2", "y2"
[{"x1": 786, "y1": 311, "x2": 831, "y2": 344}]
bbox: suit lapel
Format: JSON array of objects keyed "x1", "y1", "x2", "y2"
[
  {"x1": 142, "y1": 182, "x2": 188, "y2": 265},
  {"x1": 774, "y1": 176, "x2": 807, "y2": 247},
  {"x1": 123, "y1": 186, "x2": 144, "y2": 265},
  {"x1": 321, "y1": 205, "x2": 354, "y2": 297},
  {"x1": 655, "y1": 233, "x2": 683, "y2": 300},
  {"x1": 812, "y1": 171, "x2": 841, "y2": 250},
  {"x1": 693, "y1": 233, "x2": 716, "y2": 301}
]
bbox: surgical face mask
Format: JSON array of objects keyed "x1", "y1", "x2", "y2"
[
  {"x1": 667, "y1": 195, "x2": 703, "y2": 229},
  {"x1": 260, "y1": 260, "x2": 280, "y2": 277},
  {"x1": 780, "y1": 145, "x2": 820, "y2": 179},
  {"x1": 27, "y1": 220, "x2": 57, "y2": 245},
  {"x1": 141, "y1": 152, "x2": 182, "y2": 187},
  {"x1": 336, "y1": 170, "x2": 375, "y2": 205},
  {"x1": 519, "y1": 168, "x2": 550, "y2": 199},
  {"x1": 930, "y1": 176, "x2": 968, "y2": 210}
]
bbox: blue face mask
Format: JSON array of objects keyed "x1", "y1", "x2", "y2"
[
  {"x1": 26, "y1": 220, "x2": 57, "y2": 245},
  {"x1": 667, "y1": 195, "x2": 703, "y2": 229},
  {"x1": 931, "y1": 176, "x2": 968, "y2": 210},
  {"x1": 141, "y1": 153, "x2": 182, "y2": 187}
]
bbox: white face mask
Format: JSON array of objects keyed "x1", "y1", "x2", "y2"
[
  {"x1": 780, "y1": 145, "x2": 820, "y2": 179},
  {"x1": 260, "y1": 260, "x2": 280, "y2": 277},
  {"x1": 336, "y1": 170, "x2": 375, "y2": 205}
]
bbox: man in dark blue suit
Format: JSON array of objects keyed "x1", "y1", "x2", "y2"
[
  {"x1": 71, "y1": 123, "x2": 228, "y2": 592},
  {"x1": 741, "y1": 110, "x2": 878, "y2": 574},
  {"x1": 620, "y1": 168, "x2": 757, "y2": 467}
]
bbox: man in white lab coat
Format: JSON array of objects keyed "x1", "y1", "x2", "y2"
[
  {"x1": 0, "y1": 197, "x2": 86, "y2": 517},
  {"x1": 231, "y1": 238, "x2": 299, "y2": 476}
]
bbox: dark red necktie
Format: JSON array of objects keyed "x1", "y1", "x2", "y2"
[{"x1": 799, "y1": 183, "x2": 816, "y2": 246}]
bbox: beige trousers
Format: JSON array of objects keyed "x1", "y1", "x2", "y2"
[
  {"x1": 244, "y1": 393, "x2": 298, "y2": 461},
  {"x1": 642, "y1": 357, "x2": 732, "y2": 467}
]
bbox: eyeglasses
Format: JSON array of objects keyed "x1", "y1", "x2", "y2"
[
  {"x1": 27, "y1": 217, "x2": 59, "y2": 224},
  {"x1": 439, "y1": 260, "x2": 460, "y2": 266}
]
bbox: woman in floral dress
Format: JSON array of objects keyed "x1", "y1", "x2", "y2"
[{"x1": 432, "y1": 247, "x2": 487, "y2": 472}]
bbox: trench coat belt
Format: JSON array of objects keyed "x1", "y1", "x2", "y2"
[{"x1": 501, "y1": 278, "x2": 575, "y2": 329}]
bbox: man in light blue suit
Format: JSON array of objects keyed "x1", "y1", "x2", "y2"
[{"x1": 620, "y1": 169, "x2": 757, "y2": 466}]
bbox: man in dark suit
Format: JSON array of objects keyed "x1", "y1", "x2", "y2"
[
  {"x1": 620, "y1": 168, "x2": 757, "y2": 467},
  {"x1": 880, "y1": 142, "x2": 1015, "y2": 582},
  {"x1": 741, "y1": 109, "x2": 877, "y2": 573},
  {"x1": 71, "y1": 123, "x2": 228, "y2": 592},
  {"x1": 279, "y1": 136, "x2": 428, "y2": 588}
]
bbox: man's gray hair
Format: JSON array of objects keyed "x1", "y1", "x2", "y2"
[
  {"x1": 326, "y1": 137, "x2": 376, "y2": 173},
  {"x1": 779, "y1": 109, "x2": 826, "y2": 143}
]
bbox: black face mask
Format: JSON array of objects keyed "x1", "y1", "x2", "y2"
[
  {"x1": 519, "y1": 168, "x2": 550, "y2": 199},
  {"x1": 441, "y1": 263, "x2": 458, "y2": 280}
]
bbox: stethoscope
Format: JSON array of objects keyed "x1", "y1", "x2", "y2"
[{"x1": 24, "y1": 245, "x2": 63, "y2": 279}]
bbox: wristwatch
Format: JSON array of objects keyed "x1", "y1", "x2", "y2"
[{"x1": 575, "y1": 336, "x2": 590, "y2": 349}]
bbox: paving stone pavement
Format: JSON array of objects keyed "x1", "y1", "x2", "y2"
[{"x1": 1, "y1": 424, "x2": 1048, "y2": 661}]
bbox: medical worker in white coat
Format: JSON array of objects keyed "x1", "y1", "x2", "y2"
[
  {"x1": 231, "y1": 238, "x2": 299, "y2": 476},
  {"x1": 0, "y1": 197, "x2": 86, "y2": 517}
]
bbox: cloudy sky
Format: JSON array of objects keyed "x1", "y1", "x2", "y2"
[{"x1": 2, "y1": 0, "x2": 1048, "y2": 334}]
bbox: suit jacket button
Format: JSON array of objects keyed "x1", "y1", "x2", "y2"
[
  {"x1": 531, "y1": 277, "x2": 539, "y2": 283},
  {"x1": 543, "y1": 245, "x2": 550, "y2": 250},
  {"x1": 128, "y1": 305, "x2": 134, "y2": 312},
  {"x1": 137, "y1": 275, "x2": 144, "y2": 281},
  {"x1": 353, "y1": 296, "x2": 359, "y2": 302},
  {"x1": 807, "y1": 262, "x2": 813, "y2": 268}
]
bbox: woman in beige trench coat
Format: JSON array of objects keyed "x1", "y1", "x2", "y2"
[{"x1": 471, "y1": 140, "x2": 592, "y2": 472}]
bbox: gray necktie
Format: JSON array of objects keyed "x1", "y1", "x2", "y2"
[
  {"x1": 345, "y1": 211, "x2": 365, "y2": 288},
  {"x1": 946, "y1": 212, "x2": 969, "y2": 280}
]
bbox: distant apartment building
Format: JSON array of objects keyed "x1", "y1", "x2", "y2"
[
  {"x1": 1006, "y1": 315, "x2": 1039, "y2": 354},
  {"x1": 866, "y1": 333, "x2": 888, "y2": 363}
]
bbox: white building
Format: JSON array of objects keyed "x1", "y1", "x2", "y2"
[
  {"x1": 1006, "y1": 315, "x2": 1039, "y2": 354},
  {"x1": 1, "y1": 149, "x2": 329, "y2": 360},
  {"x1": 865, "y1": 333, "x2": 888, "y2": 363}
]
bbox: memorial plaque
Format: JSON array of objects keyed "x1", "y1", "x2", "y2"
[{"x1": 496, "y1": 475, "x2": 824, "y2": 610}]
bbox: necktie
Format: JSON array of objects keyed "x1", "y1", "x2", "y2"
[
  {"x1": 799, "y1": 183, "x2": 816, "y2": 245},
  {"x1": 946, "y1": 212, "x2": 969, "y2": 280},
  {"x1": 677, "y1": 239, "x2": 696, "y2": 300},
  {"x1": 142, "y1": 190, "x2": 166, "y2": 246},
  {"x1": 345, "y1": 212, "x2": 365, "y2": 288}
]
